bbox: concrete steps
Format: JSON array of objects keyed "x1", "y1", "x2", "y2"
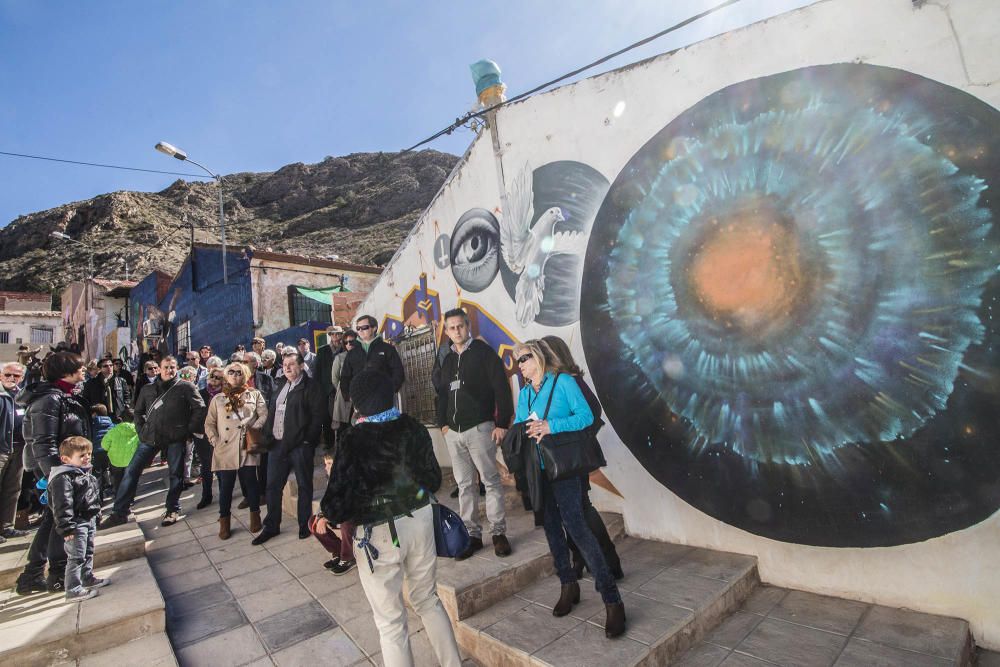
[
  {"x1": 0, "y1": 556, "x2": 172, "y2": 667},
  {"x1": 452, "y1": 536, "x2": 758, "y2": 666},
  {"x1": 0, "y1": 521, "x2": 145, "y2": 590}
]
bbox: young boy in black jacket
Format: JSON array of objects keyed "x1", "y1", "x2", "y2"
[{"x1": 49, "y1": 436, "x2": 110, "y2": 601}]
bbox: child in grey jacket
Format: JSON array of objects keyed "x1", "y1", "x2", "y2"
[{"x1": 49, "y1": 436, "x2": 110, "y2": 601}]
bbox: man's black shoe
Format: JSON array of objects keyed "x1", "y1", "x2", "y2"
[
  {"x1": 2, "y1": 527, "x2": 29, "y2": 538},
  {"x1": 196, "y1": 496, "x2": 213, "y2": 510},
  {"x1": 331, "y1": 559, "x2": 356, "y2": 575},
  {"x1": 455, "y1": 536, "x2": 483, "y2": 561},
  {"x1": 299, "y1": 526, "x2": 311, "y2": 539},
  {"x1": 100, "y1": 513, "x2": 128, "y2": 530},
  {"x1": 15, "y1": 575, "x2": 47, "y2": 596},
  {"x1": 324, "y1": 558, "x2": 340, "y2": 570},
  {"x1": 251, "y1": 530, "x2": 278, "y2": 546},
  {"x1": 493, "y1": 534, "x2": 512, "y2": 557},
  {"x1": 46, "y1": 577, "x2": 65, "y2": 593},
  {"x1": 449, "y1": 486, "x2": 459, "y2": 498}
]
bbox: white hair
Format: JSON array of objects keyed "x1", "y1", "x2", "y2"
[
  {"x1": 205, "y1": 356, "x2": 225, "y2": 369},
  {"x1": 261, "y1": 349, "x2": 276, "y2": 362},
  {"x1": 1, "y1": 361, "x2": 26, "y2": 374}
]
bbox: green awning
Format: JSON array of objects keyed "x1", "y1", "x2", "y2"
[{"x1": 295, "y1": 285, "x2": 350, "y2": 303}]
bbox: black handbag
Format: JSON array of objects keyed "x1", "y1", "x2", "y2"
[{"x1": 535, "y1": 374, "x2": 607, "y2": 481}]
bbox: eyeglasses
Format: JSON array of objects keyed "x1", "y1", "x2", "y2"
[
  {"x1": 1, "y1": 372, "x2": 23, "y2": 379},
  {"x1": 186, "y1": 356, "x2": 198, "y2": 361},
  {"x1": 225, "y1": 370, "x2": 243, "y2": 376},
  {"x1": 516, "y1": 353, "x2": 533, "y2": 365},
  {"x1": 344, "y1": 339, "x2": 356, "y2": 345},
  {"x1": 356, "y1": 325, "x2": 372, "y2": 332}
]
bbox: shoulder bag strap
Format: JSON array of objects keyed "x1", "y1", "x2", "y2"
[{"x1": 541, "y1": 373, "x2": 561, "y2": 421}]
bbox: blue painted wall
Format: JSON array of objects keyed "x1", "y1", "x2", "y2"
[{"x1": 131, "y1": 247, "x2": 254, "y2": 358}]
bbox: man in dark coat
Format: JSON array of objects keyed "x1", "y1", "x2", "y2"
[
  {"x1": 82, "y1": 358, "x2": 132, "y2": 422},
  {"x1": 252, "y1": 352, "x2": 327, "y2": 544},
  {"x1": 339, "y1": 315, "x2": 405, "y2": 403},
  {"x1": 102, "y1": 356, "x2": 205, "y2": 528},
  {"x1": 314, "y1": 325, "x2": 344, "y2": 445},
  {"x1": 0, "y1": 362, "x2": 29, "y2": 542}
]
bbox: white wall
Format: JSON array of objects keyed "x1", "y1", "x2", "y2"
[{"x1": 359, "y1": 0, "x2": 1000, "y2": 648}]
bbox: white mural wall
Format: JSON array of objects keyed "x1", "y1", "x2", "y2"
[{"x1": 360, "y1": 0, "x2": 1000, "y2": 648}]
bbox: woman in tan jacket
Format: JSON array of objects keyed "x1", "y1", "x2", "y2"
[{"x1": 204, "y1": 362, "x2": 268, "y2": 539}]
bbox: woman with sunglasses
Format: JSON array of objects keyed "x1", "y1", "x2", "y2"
[
  {"x1": 329, "y1": 330, "x2": 357, "y2": 440},
  {"x1": 512, "y1": 340, "x2": 626, "y2": 638},
  {"x1": 539, "y1": 336, "x2": 624, "y2": 582},
  {"x1": 204, "y1": 362, "x2": 267, "y2": 539}
]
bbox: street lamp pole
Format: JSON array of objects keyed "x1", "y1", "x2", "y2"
[{"x1": 155, "y1": 142, "x2": 228, "y2": 284}]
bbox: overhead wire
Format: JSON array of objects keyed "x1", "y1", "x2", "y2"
[
  {"x1": 401, "y1": 0, "x2": 743, "y2": 152},
  {"x1": 0, "y1": 150, "x2": 210, "y2": 179}
]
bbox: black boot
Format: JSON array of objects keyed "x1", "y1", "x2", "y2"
[
  {"x1": 552, "y1": 581, "x2": 580, "y2": 617},
  {"x1": 196, "y1": 495, "x2": 213, "y2": 510},
  {"x1": 605, "y1": 602, "x2": 626, "y2": 638},
  {"x1": 15, "y1": 574, "x2": 47, "y2": 596}
]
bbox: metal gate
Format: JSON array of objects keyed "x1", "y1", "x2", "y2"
[{"x1": 395, "y1": 325, "x2": 438, "y2": 426}]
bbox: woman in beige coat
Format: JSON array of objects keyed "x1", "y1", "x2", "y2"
[{"x1": 204, "y1": 362, "x2": 268, "y2": 539}]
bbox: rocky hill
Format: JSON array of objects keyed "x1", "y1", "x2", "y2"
[{"x1": 0, "y1": 150, "x2": 459, "y2": 294}]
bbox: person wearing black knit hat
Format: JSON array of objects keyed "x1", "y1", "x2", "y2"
[{"x1": 319, "y1": 370, "x2": 460, "y2": 667}]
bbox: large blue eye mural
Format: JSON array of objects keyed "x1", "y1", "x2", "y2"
[{"x1": 581, "y1": 63, "x2": 1000, "y2": 547}]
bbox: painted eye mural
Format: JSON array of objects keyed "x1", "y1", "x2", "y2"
[
  {"x1": 450, "y1": 208, "x2": 500, "y2": 292},
  {"x1": 581, "y1": 63, "x2": 1000, "y2": 547},
  {"x1": 499, "y1": 161, "x2": 610, "y2": 327}
]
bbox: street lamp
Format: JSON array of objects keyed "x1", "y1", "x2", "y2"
[
  {"x1": 154, "y1": 141, "x2": 228, "y2": 284},
  {"x1": 50, "y1": 231, "x2": 94, "y2": 278}
]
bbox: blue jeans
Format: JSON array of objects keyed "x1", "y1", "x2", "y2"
[
  {"x1": 263, "y1": 442, "x2": 315, "y2": 533},
  {"x1": 217, "y1": 467, "x2": 260, "y2": 517},
  {"x1": 113, "y1": 441, "x2": 186, "y2": 516},
  {"x1": 63, "y1": 517, "x2": 96, "y2": 594},
  {"x1": 542, "y1": 476, "x2": 621, "y2": 605}
]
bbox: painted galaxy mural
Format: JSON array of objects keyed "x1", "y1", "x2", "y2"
[{"x1": 581, "y1": 64, "x2": 1000, "y2": 547}]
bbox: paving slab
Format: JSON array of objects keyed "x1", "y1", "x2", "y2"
[
  {"x1": 271, "y1": 627, "x2": 365, "y2": 667},
  {"x1": 835, "y1": 637, "x2": 952, "y2": 666},
  {"x1": 78, "y1": 632, "x2": 177, "y2": 667},
  {"x1": 854, "y1": 605, "x2": 970, "y2": 663},
  {"x1": 175, "y1": 623, "x2": 269, "y2": 667},
  {"x1": 736, "y1": 617, "x2": 848, "y2": 667},
  {"x1": 255, "y1": 599, "x2": 337, "y2": 652},
  {"x1": 0, "y1": 557, "x2": 166, "y2": 666}
]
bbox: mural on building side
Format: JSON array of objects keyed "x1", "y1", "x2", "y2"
[
  {"x1": 580, "y1": 63, "x2": 1000, "y2": 547},
  {"x1": 497, "y1": 161, "x2": 609, "y2": 327}
]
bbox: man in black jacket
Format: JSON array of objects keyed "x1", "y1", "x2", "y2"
[
  {"x1": 0, "y1": 362, "x2": 28, "y2": 542},
  {"x1": 339, "y1": 315, "x2": 405, "y2": 404},
  {"x1": 315, "y1": 325, "x2": 344, "y2": 446},
  {"x1": 436, "y1": 308, "x2": 514, "y2": 559},
  {"x1": 253, "y1": 352, "x2": 327, "y2": 544},
  {"x1": 82, "y1": 358, "x2": 132, "y2": 422},
  {"x1": 103, "y1": 356, "x2": 205, "y2": 528}
]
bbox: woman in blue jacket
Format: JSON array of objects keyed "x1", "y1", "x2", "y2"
[{"x1": 513, "y1": 340, "x2": 625, "y2": 638}]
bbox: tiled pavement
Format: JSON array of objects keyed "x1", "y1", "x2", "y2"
[
  {"x1": 674, "y1": 585, "x2": 971, "y2": 666},
  {"x1": 131, "y1": 465, "x2": 481, "y2": 667}
]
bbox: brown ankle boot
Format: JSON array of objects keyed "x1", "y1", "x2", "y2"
[
  {"x1": 249, "y1": 510, "x2": 262, "y2": 533},
  {"x1": 552, "y1": 581, "x2": 580, "y2": 617},
  {"x1": 605, "y1": 601, "x2": 626, "y2": 638},
  {"x1": 218, "y1": 516, "x2": 231, "y2": 540},
  {"x1": 14, "y1": 509, "x2": 30, "y2": 531}
]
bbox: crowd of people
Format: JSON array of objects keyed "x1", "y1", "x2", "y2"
[{"x1": 0, "y1": 308, "x2": 627, "y2": 665}]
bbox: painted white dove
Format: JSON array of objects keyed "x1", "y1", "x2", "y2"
[{"x1": 500, "y1": 163, "x2": 587, "y2": 326}]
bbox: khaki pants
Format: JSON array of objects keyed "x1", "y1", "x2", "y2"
[
  {"x1": 354, "y1": 504, "x2": 461, "y2": 667},
  {"x1": 444, "y1": 422, "x2": 506, "y2": 538}
]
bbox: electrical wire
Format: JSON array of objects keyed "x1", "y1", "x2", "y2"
[
  {"x1": 0, "y1": 150, "x2": 210, "y2": 178},
  {"x1": 401, "y1": 0, "x2": 743, "y2": 152}
]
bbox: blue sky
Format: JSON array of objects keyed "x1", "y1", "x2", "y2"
[{"x1": 0, "y1": 0, "x2": 813, "y2": 227}]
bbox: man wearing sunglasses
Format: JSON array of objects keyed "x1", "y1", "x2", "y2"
[
  {"x1": 0, "y1": 363, "x2": 29, "y2": 543},
  {"x1": 338, "y1": 315, "x2": 405, "y2": 405},
  {"x1": 435, "y1": 308, "x2": 514, "y2": 559}
]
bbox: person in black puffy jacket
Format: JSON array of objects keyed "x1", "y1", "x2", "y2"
[
  {"x1": 14, "y1": 351, "x2": 93, "y2": 596},
  {"x1": 49, "y1": 436, "x2": 107, "y2": 600},
  {"x1": 320, "y1": 370, "x2": 460, "y2": 667}
]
